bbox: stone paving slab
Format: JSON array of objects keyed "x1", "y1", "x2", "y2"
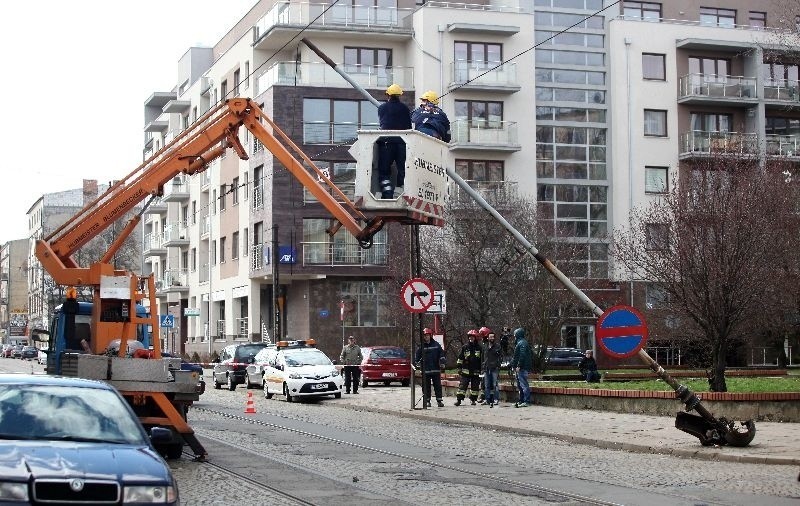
[{"x1": 334, "y1": 386, "x2": 800, "y2": 466}]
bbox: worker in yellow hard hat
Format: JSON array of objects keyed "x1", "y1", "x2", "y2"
[
  {"x1": 376, "y1": 83, "x2": 412, "y2": 199},
  {"x1": 412, "y1": 90, "x2": 451, "y2": 142}
]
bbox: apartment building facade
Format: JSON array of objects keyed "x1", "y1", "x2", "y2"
[{"x1": 0, "y1": 240, "x2": 28, "y2": 345}]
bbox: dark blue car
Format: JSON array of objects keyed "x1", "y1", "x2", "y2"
[{"x1": 0, "y1": 374, "x2": 179, "y2": 504}]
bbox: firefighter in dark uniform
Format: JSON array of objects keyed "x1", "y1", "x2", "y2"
[{"x1": 454, "y1": 329, "x2": 483, "y2": 406}]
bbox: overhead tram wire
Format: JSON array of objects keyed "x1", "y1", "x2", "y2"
[{"x1": 438, "y1": 0, "x2": 622, "y2": 101}]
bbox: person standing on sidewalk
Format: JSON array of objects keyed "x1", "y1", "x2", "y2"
[
  {"x1": 482, "y1": 329, "x2": 503, "y2": 408},
  {"x1": 339, "y1": 335, "x2": 363, "y2": 394},
  {"x1": 414, "y1": 328, "x2": 446, "y2": 408},
  {"x1": 510, "y1": 328, "x2": 532, "y2": 407},
  {"x1": 454, "y1": 329, "x2": 483, "y2": 406}
]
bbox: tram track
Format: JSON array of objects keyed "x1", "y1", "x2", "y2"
[{"x1": 194, "y1": 405, "x2": 623, "y2": 506}]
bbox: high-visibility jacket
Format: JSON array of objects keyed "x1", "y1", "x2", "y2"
[{"x1": 456, "y1": 342, "x2": 483, "y2": 375}]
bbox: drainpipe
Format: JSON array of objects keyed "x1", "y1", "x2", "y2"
[{"x1": 625, "y1": 37, "x2": 634, "y2": 307}]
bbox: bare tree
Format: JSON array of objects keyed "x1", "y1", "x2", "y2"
[{"x1": 612, "y1": 154, "x2": 798, "y2": 391}]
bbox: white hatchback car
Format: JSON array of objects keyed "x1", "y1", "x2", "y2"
[
  {"x1": 37, "y1": 349, "x2": 48, "y2": 365},
  {"x1": 263, "y1": 341, "x2": 343, "y2": 402}
]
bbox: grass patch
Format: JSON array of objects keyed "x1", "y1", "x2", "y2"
[{"x1": 532, "y1": 375, "x2": 800, "y2": 393}]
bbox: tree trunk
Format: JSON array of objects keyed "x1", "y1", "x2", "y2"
[{"x1": 708, "y1": 341, "x2": 728, "y2": 392}]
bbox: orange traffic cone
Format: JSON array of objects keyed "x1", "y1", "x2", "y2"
[{"x1": 244, "y1": 391, "x2": 256, "y2": 414}]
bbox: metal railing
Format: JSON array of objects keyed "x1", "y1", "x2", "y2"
[
  {"x1": 763, "y1": 79, "x2": 800, "y2": 102},
  {"x1": 303, "y1": 121, "x2": 379, "y2": 144},
  {"x1": 749, "y1": 346, "x2": 793, "y2": 366},
  {"x1": 251, "y1": 186, "x2": 264, "y2": 211},
  {"x1": 303, "y1": 240, "x2": 388, "y2": 266},
  {"x1": 163, "y1": 269, "x2": 188, "y2": 288},
  {"x1": 678, "y1": 74, "x2": 756, "y2": 99},
  {"x1": 679, "y1": 130, "x2": 758, "y2": 155},
  {"x1": 616, "y1": 14, "x2": 783, "y2": 32},
  {"x1": 765, "y1": 134, "x2": 800, "y2": 157},
  {"x1": 251, "y1": 243, "x2": 264, "y2": 271},
  {"x1": 450, "y1": 119, "x2": 518, "y2": 145},
  {"x1": 236, "y1": 317, "x2": 249, "y2": 339},
  {"x1": 254, "y1": 1, "x2": 414, "y2": 37},
  {"x1": 256, "y1": 62, "x2": 413, "y2": 95},
  {"x1": 645, "y1": 346, "x2": 682, "y2": 366},
  {"x1": 449, "y1": 180, "x2": 519, "y2": 205},
  {"x1": 304, "y1": 182, "x2": 355, "y2": 203},
  {"x1": 450, "y1": 61, "x2": 517, "y2": 87},
  {"x1": 143, "y1": 233, "x2": 164, "y2": 252},
  {"x1": 216, "y1": 320, "x2": 225, "y2": 340}
]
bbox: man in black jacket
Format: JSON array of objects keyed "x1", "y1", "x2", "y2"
[
  {"x1": 377, "y1": 83, "x2": 412, "y2": 199},
  {"x1": 482, "y1": 330, "x2": 503, "y2": 407},
  {"x1": 578, "y1": 350, "x2": 601, "y2": 383},
  {"x1": 414, "y1": 328, "x2": 445, "y2": 408}
]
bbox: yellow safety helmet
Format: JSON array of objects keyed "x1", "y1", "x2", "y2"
[
  {"x1": 386, "y1": 83, "x2": 403, "y2": 96},
  {"x1": 420, "y1": 90, "x2": 439, "y2": 105}
]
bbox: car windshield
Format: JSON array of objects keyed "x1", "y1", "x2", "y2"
[
  {"x1": 0, "y1": 385, "x2": 146, "y2": 444},
  {"x1": 284, "y1": 349, "x2": 331, "y2": 367},
  {"x1": 371, "y1": 348, "x2": 407, "y2": 359}
]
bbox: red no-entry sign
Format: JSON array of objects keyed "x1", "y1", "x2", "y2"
[
  {"x1": 400, "y1": 278, "x2": 434, "y2": 313},
  {"x1": 596, "y1": 305, "x2": 648, "y2": 359}
]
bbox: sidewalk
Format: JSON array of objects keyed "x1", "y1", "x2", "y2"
[{"x1": 334, "y1": 386, "x2": 800, "y2": 466}]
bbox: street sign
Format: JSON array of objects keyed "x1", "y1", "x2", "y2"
[
  {"x1": 426, "y1": 290, "x2": 446, "y2": 314},
  {"x1": 184, "y1": 308, "x2": 200, "y2": 317},
  {"x1": 595, "y1": 305, "x2": 648, "y2": 359},
  {"x1": 159, "y1": 315, "x2": 175, "y2": 328},
  {"x1": 400, "y1": 277, "x2": 434, "y2": 313}
]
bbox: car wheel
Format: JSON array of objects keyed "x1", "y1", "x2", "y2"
[
  {"x1": 401, "y1": 379, "x2": 410, "y2": 387},
  {"x1": 284, "y1": 383, "x2": 294, "y2": 403},
  {"x1": 334, "y1": 392, "x2": 342, "y2": 399},
  {"x1": 228, "y1": 376, "x2": 237, "y2": 391},
  {"x1": 213, "y1": 376, "x2": 222, "y2": 390},
  {"x1": 361, "y1": 379, "x2": 368, "y2": 387},
  {"x1": 162, "y1": 442, "x2": 184, "y2": 460},
  {"x1": 246, "y1": 380, "x2": 253, "y2": 389},
  {"x1": 263, "y1": 379, "x2": 274, "y2": 399},
  {"x1": 384, "y1": 381, "x2": 391, "y2": 386}
]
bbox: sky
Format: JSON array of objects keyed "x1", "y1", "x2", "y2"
[{"x1": 0, "y1": 0, "x2": 258, "y2": 244}]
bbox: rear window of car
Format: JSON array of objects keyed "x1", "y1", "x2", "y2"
[
  {"x1": 235, "y1": 344, "x2": 269, "y2": 360},
  {"x1": 371, "y1": 348, "x2": 407, "y2": 359}
]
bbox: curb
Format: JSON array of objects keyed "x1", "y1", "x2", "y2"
[{"x1": 334, "y1": 402, "x2": 800, "y2": 467}]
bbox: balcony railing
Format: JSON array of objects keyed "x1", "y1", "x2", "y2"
[
  {"x1": 254, "y1": 1, "x2": 413, "y2": 38},
  {"x1": 679, "y1": 130, "x2": 758, "y2": 155},
  {"x1": 255, "y1": 62, "x2": 413, "y2": 95},
  {"x1": 304, "y1": 182, "x2": 355, "y2": 203},
  {"x1": 764, "y1": 79, "x2": 800, "y2": 102},
  {"x1": 449, "y1": 180, "x2": 519, "y2": 206},
  {"x1": 163, "y1": 269, "x2": 189, "y2": 289},
  {"x1": 236, "y1": 317, "x2": 249, "y2": 339},
  {"x1": 163, "y1": 175, "x2": 190, "y2": 201},
  {"x1": 162, "y1": 222, "x2": 188, "y2": 244},
  {"x1": 678, "y1": 74, "x2": 756, "y2": 100},
  {"x1": 251, "y1": 186, "x2": 264, "y2": 211},
  {"x1": 251, "y1": 243, "x2": 265, "y2": 271},
  {"x1": 450, "y1": 119, "x2": 518, "y2": 146},
  {"x1": 303, "y1": 240, "x2": 388, "y2": 266},
  {"x1": 450, "y1": 61, "x2": 517, "y2": 88},
  {"x1": 303, "y1": 121, "x2": 379, "y2": 145},
  {"x1": 143, "y1": 233, "x2": 165, "y2": 254},
  {"x1": 216, "y1": 319, "x2": 225, "y2": 340},
  {"x1": 765, "y1": 134, "x2": 800, "y2": 157}
]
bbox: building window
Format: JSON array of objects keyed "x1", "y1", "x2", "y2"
[
  {"x1": 191, "y1": 248, "x2": 197, "y2": 271},
  {"x1": 536, "y1": 126, "x2": 607, "y2": 180},
  {"x1": 191, "y1": 201, "x2": 196, "y2": 224},
  {"x1": 645, "y1": 166, "x2": 668, "y2": 194},
  {"x1": 232, "y1": 177, "x2": 239, "y2": 205},
  {"x1": 454, "y1": 160, "x2": 504, "y2": 181},
  {"x1": 343, "y1": 47, "x2": 392, "y2": 85},
  {"x1": 233, "y1": 69, "x2": 240, "y2": 96},
  {"x1": 303, "y1": 219, "x2": 387, "y2": 265},
  {"x1": 232, "y1": 231, "x2": 239, "y2": 260},
  {"x1": 212, "y1": 240, "x2": 217, "y2": 265},
  {"x1": 645, "y1": 223, "x2": 669, "y2": 250},
  {"x1": 340, "y1": 281, "x2": 391, "y2": 327},
  {"x1": 181, "y1": 251, "x2": 188, "y2": 270},
  {"x1": 221, "y1": 79, "x2": 228, "y2": 100},
  {"x1": 762, "y1": 62, "x2": 799, "y2": 86},
  {"x1": 453, "y1": 42, "x2": 501, "y2": 82},
  {"x1": 243, "y1": 227, "x2": 249, "y2": 256},
  {"x1": 623, "y1": 1, "x2": 661, "y2": 21},
  {"x1": 643, "y1": 109, "x2": 667, "y2": 137},
  {"x1": 748, "y1": 11, "x2": 766, "y2": 28},
  {"x1": 645, "y1": 283, "x2": 668, "y2": 308},
  {"x1": 700, "y1": 7, "x2": 736, "y2": 27},
  {"x1": 219, "y1": 184, "x2": 226, "y2": 211},
  {"x1": 642, "y1": 53, "x2": 665, "y2": 80},
  {"x1": 454, "y1": 100, "x2": 503, "y2": 127},
  {"x1": 219, "y1": 237, "x2": 226, "y2": 263},
  {"x1": 690, "y1": 112, "x2": 732, "y2": 132},
  {"x1": 536, "y1": 183, "x2": 608, "y2": 241},
  {"x1": 303, "y1": 99, "x2": 379, "y2": 144},
  {"x1": 181, "y1": 205, "x2": 188, "y2": 225},
  {"x1": 303, "y1": 162, "x2": 357, "y2": 202},
  {"x1": 243, "y1": 171, "x2": 249, "y2": 200},
  {"x1": 244, "y1": 61, "x2": 250, "y2": 90}
]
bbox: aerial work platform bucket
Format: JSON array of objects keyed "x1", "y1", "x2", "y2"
[{"x1": 350, "y1": 130, "x2": 449, "y2": 227}]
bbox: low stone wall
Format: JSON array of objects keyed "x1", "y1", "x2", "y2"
[{"x1": 440, "y1": 378, "x2": 800, "y2": 422}]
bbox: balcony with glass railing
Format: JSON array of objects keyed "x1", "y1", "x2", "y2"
[
  {"x1": 163, "y1": 175, "x2": 190, "y2": 202},
  {"x1": 162, "y1": 222, "x2": 189, "y2": 247},
  {"x1": 143, "y1": 233, "x2": 166, "y2": 257},
  {"x1": 764, "y1": 79, "x2": 800, "y2": 102},
  {"x1": 250, "y1": 243, "x2": 265, "y2": 271},
  {"x1": 162, "y1": 269, "x2": 189, "y2": 292},
  {"x1": 303, "y1": 121, "x2": 379, "y2": 145},
  {"x1": 450, "y1": 119, "x2": 520, "y2": 151},
  {"x1": 303, "y1": 239, "x2": 388, "y2": 266},
  {"x1": 449, "y1": 180, "x2": 519, "y2": 207},
  {"x1": 679, "y1": 130, "x2": 759, "y2": 157},
  {"x1": 678, "y1": 74, "x2": 757, "y2": 103},
  {"x1": 255, "y1": 62, "x2": 413, "y2": 96},
  {"x1": 765, "y1": 134, "x2": 800, "y2": 157},
  {"x1": 449, "y1": 61, "x2": 518, "y2": 92},
  {"x1": 254, "y1": 1, "x2": 414, "y2": 45}
]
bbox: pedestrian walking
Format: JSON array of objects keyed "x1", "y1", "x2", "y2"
[
  {"x1": 510, "y1": 328, "x2": 533, "y2": 407},
  {"x1": 454, "y1": 329, "x2": 483, "y2": 406},
  {"x1": 339, "y1": 335, "x2": 363, "y2": 394},
  {"x1": 414, "y1": 328, "x2": 446, "y2": 408},
  {"x1": 377, "y1": 83, "x2": 412, "y2": 199},
  {"x1": 578, "y1": 349, "x2": 601, "y2": 383},
  {"x1": 482, "y1": 329, "x2": 503, "y2": 408},
  {"x1": 411, "y1": 90, "x2": 451, "y2": 142}
]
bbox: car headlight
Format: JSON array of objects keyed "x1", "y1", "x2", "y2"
[
  {"x1": 0, "y1": 482, "x2": 28, "y2": 502},
  {"x1": 123, "y1": 485, "x2": 178, "y2": 504},
  {"x1": 288, "y1": 373, "x2": 302, "y2": 379},
  {"x1": 331, "y1": 369, "x2": 340, "y2": 377}
]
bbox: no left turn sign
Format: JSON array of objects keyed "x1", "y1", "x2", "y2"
[{"x1": 400, "y1": 278, "x2": 434, "y2": 313}]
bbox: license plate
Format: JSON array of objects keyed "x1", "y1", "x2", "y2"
[
  {"x1": 311, "y1": 383, "x2": 327, "y2": 390},
  {"x1": 382, "y1": 372, "x2": 397, "y2": 377}
]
